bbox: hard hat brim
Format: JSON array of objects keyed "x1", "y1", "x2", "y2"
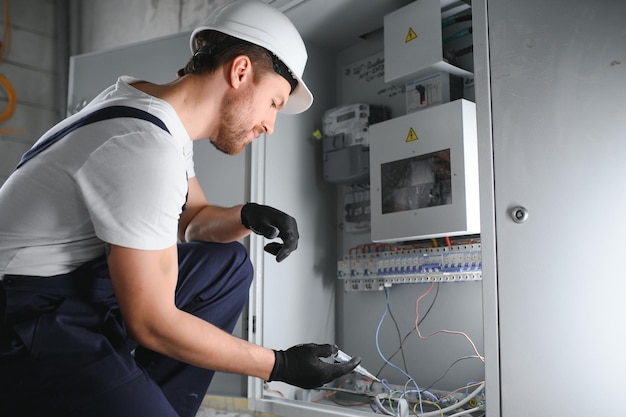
[{"x1": 281, "y1": 75, "x2": 313, "y2": 115}]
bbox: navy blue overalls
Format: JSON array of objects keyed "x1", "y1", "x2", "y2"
[{"x1": 0, "y1": 107, "x2": 254, "y2": 417}]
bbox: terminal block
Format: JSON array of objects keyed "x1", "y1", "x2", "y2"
[{"x1": 338, "y1": 244, "x2": 482, "y2": 292}]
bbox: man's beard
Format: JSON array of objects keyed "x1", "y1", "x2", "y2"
[{"x1": 210, "y1": 83, "x2": 255, "y2": 155}]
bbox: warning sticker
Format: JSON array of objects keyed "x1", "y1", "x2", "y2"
[
  {"x1": 405, "y1": 28, "x2": 417, "y2": 43},
  {"x1": 406, "y1": 127, "x2": 418, "y2": 142}
]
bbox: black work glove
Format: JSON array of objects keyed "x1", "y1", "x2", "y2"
[
  {"x1": 268, "y1": 343, "x2": 361, "y2": 389},
  {"x1": 241, "y1": 203, "x2": 299, "y2": 262}
]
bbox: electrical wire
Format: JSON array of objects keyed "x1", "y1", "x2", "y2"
[
  {"x1": 374, "y1": 382, "x2": 484, "y2": 417},
  {"x1": 422, "y1": 356, "x2": 482, "y2": 392},
  {"x1": 0, "y1": 72, "x2": 15, "y2": 124},
  {"x1": 386, "y1": 293, "x2": 410, "y2": 374},
  {"x1": 375, "y1": 287, "x2": 425, "y2": 416},
  {"x1": 437, "y1": 381, "x2": 484, "y2": 405},
  {"x1": 403, "y1": 381, "x2": 437, "y2": 403},
  {"x1": 371, "y1": 282, "x2": 484, "y2": 417},
  {"x1": 414, "y1": 282, "x2": 485, "y2": 362},
  {"x1": 447, "y1": 406, "x2": 483, "y2": 417},
  {"x1": 373, "y1": 283, "x2": 440, "y2": 379},
  {"x1": 371, "y1": 395, "x2": 396, "y2": 416},
  {"x1": 262, "y1": 382, "x2": 286, "y2": 398},
  {"x1": 415, "y1": 401, "x2": 443, "y2": 417},
  {"x1": 371, "y1": 283, "x2": 440, "y2": 416},
  {"x1": 411, "y1": 382, "x2": 485, "y2": 417},
  {"x1": 313, "y1": 375, "x2": 371, "y2": 407},
  {"x1": 375, "y1": 288, "x2": 411, "y2": 380},
  {"x1": 329, "y1": 375, "x2": 483, "y2": 417}
]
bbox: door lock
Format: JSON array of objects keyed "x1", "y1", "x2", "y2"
[{"x1": 511, "y1": 206, "x2": 529, "y2": 223}]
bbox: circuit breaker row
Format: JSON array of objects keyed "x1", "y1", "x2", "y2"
[{"x1": 338, "y1": 244, "x2": 482, "y2": 292}]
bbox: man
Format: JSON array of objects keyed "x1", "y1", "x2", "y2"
[{"x1": 0, "y1": 1, "x2": 359, "y2": 416}]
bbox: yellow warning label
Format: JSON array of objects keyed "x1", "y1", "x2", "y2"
[
  {"x1": 406, "y1": 127, "x2": 418, "y2": 142},
  {"x1": 405, "y1": 27, "x2": 418, "y2": 43}
]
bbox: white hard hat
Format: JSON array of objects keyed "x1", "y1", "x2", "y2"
[{"x1": 190, "y1": 0, "x2": 313, "y2": 114}]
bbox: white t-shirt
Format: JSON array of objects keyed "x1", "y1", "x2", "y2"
[{"x1": 0, "y1": 76, "x2": 194, "y2": 278}]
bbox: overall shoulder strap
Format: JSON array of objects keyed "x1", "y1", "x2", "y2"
[{"x1": 16, "y1": 105, "x2": 170, "y2": 169}]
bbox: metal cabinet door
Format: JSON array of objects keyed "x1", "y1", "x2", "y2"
[{"x1": 484, "y1": 0, "x2": 626, "y2": 415}]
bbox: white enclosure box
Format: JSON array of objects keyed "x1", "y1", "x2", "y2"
[
  {"x1": 369, "y1": 99, "x2": 480, "y2": 242},
  {"x1": 384, "y1": 0, "x2": 473, "y2": 83}
]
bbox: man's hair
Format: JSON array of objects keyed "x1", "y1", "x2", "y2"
[{"x1": 178, "y1": 30, "x2": 274, "y2": 81}]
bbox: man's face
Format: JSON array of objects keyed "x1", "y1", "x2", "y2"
[{"x1": 211, "y1": 72, "x2": 291, "y2": 155}]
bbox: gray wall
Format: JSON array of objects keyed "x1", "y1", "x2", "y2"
[
  {"x1": 75, "y1": 0, "x2": 230, "y2": 54},
  {"x1": 0, "y1": 0, "x2": 59, "y2": 183}
]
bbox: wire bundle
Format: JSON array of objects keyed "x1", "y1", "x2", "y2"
[
  {"x1": 275, "y1": 289, "x2": 485, "y2": 416},
  {"x1": 369, "y1": 285, "x2": 485, "y2": 416}
]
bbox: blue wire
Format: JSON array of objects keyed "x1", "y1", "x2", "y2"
[
  {"x1": 375, "y1": 287, "x2": 425, "y2": 416},
  {"x1": 380, "y1": 379, "x2": 394, "y2": 392},
  {"x1": 465, "y1": 381, "x2": 484, "y2": 396},
  {"x1": 410, "y1": 389, "x2": 438, "y2": 402}
]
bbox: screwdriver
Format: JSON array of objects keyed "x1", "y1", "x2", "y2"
[{"x1": 334, "y1": 349, "x2": 381, "y2": 382}]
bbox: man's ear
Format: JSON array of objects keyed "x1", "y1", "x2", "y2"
[{"x1": 229, "y1": 55, "x2": 253, "y2": 89}]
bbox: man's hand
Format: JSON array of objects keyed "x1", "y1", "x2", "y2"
[
  {"x1": 240, "y1": 203, "x2": 299, "y2": 262},
  {"x1": 268, "y1": 344, "x2": 361, "y2": 389}
]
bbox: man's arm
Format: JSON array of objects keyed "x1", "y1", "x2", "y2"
[
  {"x1": 107, "y1": 243, "x2": 275, "y2": 378},
  {"x1": 178, "y1": 176, "x2": 250, "y2": 243},
  {"x1": 178, "y1": 176, "x2": 299, "y2": 262},
  {"x1": 106, "y1": 243, "x2": 360, "y2": 387}
]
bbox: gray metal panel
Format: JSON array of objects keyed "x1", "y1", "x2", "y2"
[
  {"x1": 471, "y1": 0, "x2": 501, "y2": 414},
  {"x1": 68, "y1": 32, "x2": 191, "y2": 114},
  {"x1": 488, "y1": 0, "x2": 626, "y2": 415}
]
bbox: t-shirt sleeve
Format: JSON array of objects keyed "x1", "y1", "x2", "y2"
[{"x1": 74, "y1": 133, "x2": 188, "y2": 250}]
